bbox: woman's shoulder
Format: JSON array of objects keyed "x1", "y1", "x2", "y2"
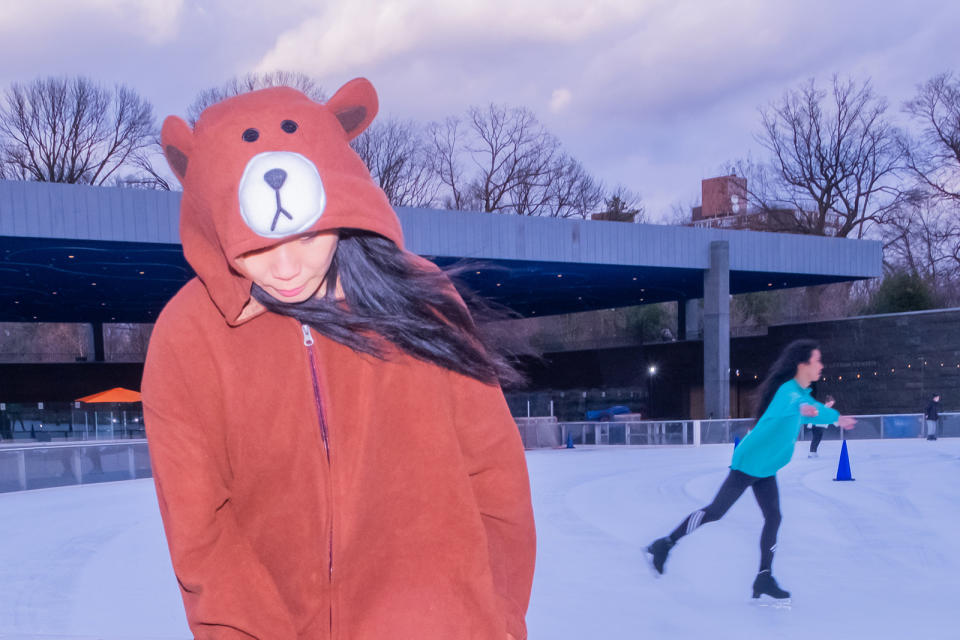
[
  {"x1": 148, "y1": 279, "x2": 230, "y2": 356},
  {"x1": 771, "y1": 379, "x2": 805, "y2": 405},
  {"x1": 776, "y1": 378, "x2": 804, "y2": 393},
  {"x1": 164, "y1": 276, "x2": 216, "y2": 310},
  {"x1": 154, "y1": 279, "x2": 224, "y2": 331}
]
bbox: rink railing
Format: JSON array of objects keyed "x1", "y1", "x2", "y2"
[
  {"x1": 0, "y1": 440, "x2": 151, "y2": 493},
  {"x1": 2, "y1": 414, "x2": 958, "y2": 492},
  {"x1": 518, "y1": 412, "x2": 960, "y2": 449}
]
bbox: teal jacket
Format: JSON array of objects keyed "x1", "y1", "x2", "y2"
[{"x1": 730, "y1": 379, "x2": 839, "y2": 478}]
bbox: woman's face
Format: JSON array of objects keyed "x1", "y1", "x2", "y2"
[
  {"x1": 796, "y1": 348, "x2": 824, "y2": 385},
  {"x1": 235, "y1": 231, "x2": 339, "y2": 304}
]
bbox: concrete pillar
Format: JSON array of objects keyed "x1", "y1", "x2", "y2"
[
  {"x1": 682, "y1": 299, "x2": 702, "y2": 340},
  {"x1": 92, "y1": 322, "x2": 105, "y2": 362},
  {"x1": 677, "y1": 300, "x2": 686, "y2": 340},
  {"x1": 703, "y1": 241, "x2": 730, "y2": 419}
]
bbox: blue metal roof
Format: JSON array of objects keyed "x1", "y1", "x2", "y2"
[{"x1": 0, "y1": 181, "x2": 882, "y2": 323}]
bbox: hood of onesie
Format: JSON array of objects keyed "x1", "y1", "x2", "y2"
[{"x1": 161, "y1": 78, "x2": 404, "y2": 325}]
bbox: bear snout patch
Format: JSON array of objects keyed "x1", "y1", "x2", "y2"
[{"x1": 238, "y1": 151, "x2": 327, "y2": 238}]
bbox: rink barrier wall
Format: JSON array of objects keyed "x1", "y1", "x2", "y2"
[
  {"x1": 0, "y1": 440, "x2": 150, "y2": 493},
  {"x1": 522, "y1": 412, "x2": 960, "y2": 448},
  {"x1": 1, "y1": 414, "x2": 958, "y2": 492}
]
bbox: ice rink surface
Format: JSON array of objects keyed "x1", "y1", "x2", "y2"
[{"x1": 0, "y1": 438, "x2": 957, "y2": 639}]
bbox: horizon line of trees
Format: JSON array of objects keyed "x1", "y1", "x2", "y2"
[
  {"x1": 0, "y1": 72, "x2": 643, "y2": 223},
  {"x1": 1, "y1": 71, "x2": 958, "y2": 313}
]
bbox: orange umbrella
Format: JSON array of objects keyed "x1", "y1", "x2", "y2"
[{"x1": 76, "y1": 387, "x2": 142, "y2": 403}]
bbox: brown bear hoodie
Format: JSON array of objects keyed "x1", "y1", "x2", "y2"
[{"x1": 142, "y1": 79, "x2": 536, "y2": 640}]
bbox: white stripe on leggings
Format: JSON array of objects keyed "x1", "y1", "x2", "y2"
[{"x1": 686, "y1": 509, "x2": 705, "y2": 534}]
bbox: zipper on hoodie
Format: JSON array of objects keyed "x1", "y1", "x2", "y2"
[
  {"x1": 302, "y1": 323, "x2": 335, "y2": 637},
  {"x1": 303, "y1": 324, "x2": 330, "y2": 461}
]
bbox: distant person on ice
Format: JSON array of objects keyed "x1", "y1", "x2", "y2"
[
  {"x1": 142, "y1": 80, "x2": 535, "y2": 639},
  {"x1": 925, "y1": 393, "x2": 941, "y2": 441},
  {"x1": 645, "y1": 340, "x2": 855, "y2": 602},
  {"x1": 805, "y1": 393, "x2": 836, "y2": 458}
]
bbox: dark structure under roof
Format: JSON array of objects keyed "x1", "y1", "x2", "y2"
[{"x1": 0, "y1": 180, "x2": 882, "y2": 417}]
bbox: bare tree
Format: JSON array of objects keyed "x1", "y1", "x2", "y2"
[
  {"x1": 111, "y1": 133, "x2": 175, "y2": 190},
  {"x1": 512, "y1": 150, "x2": 602, "y2": 218},
  {"x1": 511, "y1": 151, "x2": 560, "y2": 217},
  {"x1": 723, "y1": 156, "x2": 784, "y2": 215},
  {"x1": 665, "y1": 198, "x2": 700, "y2": 226},
  {"x1": 428, "y1": 104, "x2": 606, "y2": 218},
  {"x1": 902, "y1": 72, "x2": 960, "y2": 204},
  {"x1": 186, "y1": 71, "x2": 326, "y2": 126},
  {"x1": 427, "y1": 116, "x2": 477, "y2": 211},
  {"x1": 882, "y1": 193, "x2": 960, "y2": 291},
  {"x1": 753, "y1": 75, "x2": 904, "y2": 238},
  {"x1": 541, "y1": 155, "x2": 605, "y2": 219},
  {"x1": 0, "y1": 76, "x2": 156, "y2": 185},
  {"x1": 464, "y1": 104, "x2": 558, "y2": 214},
  {"x1": 351, "y1": 117, "x2": 439, "y2": 207}
]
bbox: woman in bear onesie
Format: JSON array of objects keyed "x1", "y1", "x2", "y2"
[{"x1": 142, "y1": 79, "x2": 535, "y2": 640}]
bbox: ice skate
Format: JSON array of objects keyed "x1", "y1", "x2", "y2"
[
  {"x1": 645, "y1": 537, "x2": 674, "y2": 576},
  {"x1": 752, "y1": 570, "x2": 791, "y2": 607}
]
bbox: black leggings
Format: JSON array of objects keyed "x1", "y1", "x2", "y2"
[
  {"x1": 809, "y1": 426, "x2": 825, "y2": 453},
  {"x1": 668, "y1": 470, "x2": 781, "y2": 572}
]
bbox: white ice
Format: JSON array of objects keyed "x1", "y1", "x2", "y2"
[{"x1": 0, "y1": 439, "x2": 957, "y2": 639}]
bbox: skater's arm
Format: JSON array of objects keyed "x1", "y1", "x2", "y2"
[
  {"x1": 798, "y1": 398, "x2": 840, "y2": 425},
  {"x1": 451, "y1": 372, "x2": 536, "y2": 640},
  {"x1": 143, "y1": 322, "x2": 297, "y2": 639}
]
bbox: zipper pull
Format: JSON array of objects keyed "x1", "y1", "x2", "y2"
[{"x1": 301, "y1": 324, "x2": 315, "y2": 347}]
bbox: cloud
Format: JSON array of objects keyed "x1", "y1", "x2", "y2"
[
  {"x1": 550, "y1": 88, "x2": 572, "y2": 113},
  {"x1": 0, "y1": 0, "x2": 184, "y2": 44},
  {"x1": 254, "y1": 0, "x2": 655, "y2": 77},
  {"x1": 573, "y1": 0, "x2": 953, "y2": 120}
]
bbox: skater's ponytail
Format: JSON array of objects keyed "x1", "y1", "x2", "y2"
[{"x1": 753, "y1": 339, "x2": 819, "y2": 421}]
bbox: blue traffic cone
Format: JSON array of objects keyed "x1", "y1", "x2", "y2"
[
  {"x1": 566, "y1": 432, "x2": 575, "y2": 449},
  {"x1": 833, "y1": 440, "x2": 855, "y2": 481},
  {"x1": 733, "y1": 436, "x2": 741, "y2": 449}
]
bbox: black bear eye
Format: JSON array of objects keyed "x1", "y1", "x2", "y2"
[
  {"x1": 242, "y1": 128, "x2": 260, "y2": 142},
  {"x1": 281, "y1": 120, "x2": 298, "y2": 134}
]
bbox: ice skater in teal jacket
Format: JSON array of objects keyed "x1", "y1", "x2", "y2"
[{"x1": 645, "y1": 339, "x2": 856, "y2": 602}]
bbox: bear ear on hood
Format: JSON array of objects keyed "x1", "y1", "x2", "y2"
[
  {"x1": 326, "y1": 77, "x2": 378, "y2": 140},
  {"x1": 161, "y1": 115, "x2": 194, "y2": 181}
]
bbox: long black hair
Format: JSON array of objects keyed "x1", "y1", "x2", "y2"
[
  {"x1": 250, "y1": 230, "x2": 525, "y2": 387},
  {"x1": 752, "y1": 339, "x2": 819, "y2": 420}
]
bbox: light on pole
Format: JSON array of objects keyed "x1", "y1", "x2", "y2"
[{"x1": 647, "y1": 365, "x2": 657, "y2": 417}]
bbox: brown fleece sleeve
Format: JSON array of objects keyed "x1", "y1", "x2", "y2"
[
  {"x1": 451, "y1": 373, "x2": 537, "y2": 640},
  {"x1": 143, "y1": 321, "x2": 298, "y2": 640}
]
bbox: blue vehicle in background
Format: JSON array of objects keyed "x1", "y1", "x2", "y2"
[{"x1": 585, "y1": 405, "x2": 632, "y2": 421}]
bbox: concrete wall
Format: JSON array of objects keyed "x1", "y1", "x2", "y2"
[
  {"x1": 520, "y1": 307, "x2": 960, "y2": 419},
  {"x1": 4, "y1": 308, "x2": 958, "y2": 416},
  {"x1": 0, "y1": 323, "x2": 152, "y2": 363},
  {"x1": 0, "y1": 323, "x2": 93, "y2": 363},
  {"x1": 103, "y1": 324, "x2": 154, "y2": 362},
  {"x1": 491, "y1": 304, "x2": 677, "y2": 353}
]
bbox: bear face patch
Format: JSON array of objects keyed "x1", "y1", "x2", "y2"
[{"x1": 237, "y1": 151, "x2": 327, "y2": 238}]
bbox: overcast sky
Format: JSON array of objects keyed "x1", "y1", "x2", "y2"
[{"x1": 2, "y1": 0, "x2": 958, "y2": 219}]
